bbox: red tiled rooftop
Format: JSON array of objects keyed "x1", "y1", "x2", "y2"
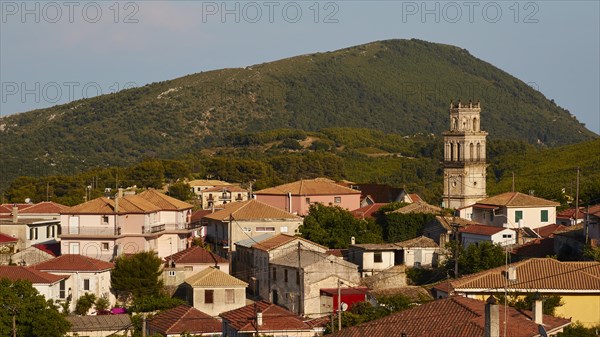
[
  {"x1": 221, "y1": 301, "x2": 312, "y2": 332},
  {"x1": 256, "y1": 178, "x2": 360, "y2": 196},
  {"x1": 459, "y1": 224, "x2": 508, "y2": 236},
  {"x1": 535, "y1": 223, "x2": 568, "y2": 238},
  {"x1": 148, "y1": 305, "x2": 221, "y2": 335},
  {"x1": 251, "y1": 234, "x2": 327, "y2": 252},
  {"x1": 33, "y1": 254, "x2": 113, "y2": 272},
  {"x1": 0, "y1": 265, "x2": 67, "y2": 284},
  {"x1": 163, "y1": 246, "x2": 227, "y2": 265},
  {"x1": 350, "y1": 203, "x2": 387, "y2": 219},
  {"x1": 0, "y1": 233, "x2": 17, "y2": 243},
  {"x1": 19, "y1": 201, "x2": 69, "y2": 214},
  {"x1": 475, "y1": 192, "x2": 560, "y2": 207},
  {"x1": 32, "y1": 243, "x2": 61, "y2": 257}
]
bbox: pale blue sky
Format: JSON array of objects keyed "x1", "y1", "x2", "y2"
[{"x1": 1, "y1": 1, "x2": 598, "y2": 133}]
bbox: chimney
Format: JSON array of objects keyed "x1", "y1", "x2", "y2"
[
  {"x1": 256, "y1": 312, "x2": 263, "y2": 327},
  {"x1": 532, "y1": 292, "x2": 543, "y2": 325},
  {"x1": 12, "y1": 206, "x2": 18, "y2": 223},
  {"x1": 351, "y1": 236, "x2": 356, "y2": 245},
  {"x1": 484, "y1": 296, "x2": 500, "y2": 337},
  {"x1": 507, "y1": 266, "x2": 517, "y2": 282},
  {"x1": 117, "y1": 188, "x2": 124, "y2": 198}
]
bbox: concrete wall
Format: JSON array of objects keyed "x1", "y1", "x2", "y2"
[
  {"x1": 255, "y1": 194, "x2": 361, "y2": 216},
  {"x1": 189, "y1": 285, "x2": 246, "y2": 316}
]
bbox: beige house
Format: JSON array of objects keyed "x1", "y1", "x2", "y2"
[
  {"x1": 162, "y1": 245, "x2": 229, "y2": 288},
  {"x1": 188, "y1": 179, "x2": 234, "y2": 196},
  {"x1": 32, "y1": 254, "x2": 115, "y2": 313},
  {"x1": 466, "y1": 192, "x2": 559, "y2": 230},
  {"x1": 204, "y1": 199, "x2": 302, "y2": 258},
  {"x1": 270, "y1": 249, "x2": 360, "y2": 317},
  {"x1": 184, "y1": 266, "x2": 247, "y2": 316},
  {"x1": 199, "y1": 185, "x2": 249, "y2": 209}
]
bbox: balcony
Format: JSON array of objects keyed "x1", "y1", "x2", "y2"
[
  {"x1": 60, "y1": 226, "x2": 121, "y2": 238},
  {"x1": 143, "y1": 222, "x2": 199, "y2": 235}
]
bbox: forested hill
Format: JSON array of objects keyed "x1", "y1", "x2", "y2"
[{"x1": 0, "y1": 39, "x2": 595, "y2": 188}]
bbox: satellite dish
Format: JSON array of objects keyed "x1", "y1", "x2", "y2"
[
  {"x1": 340, "y1": 302, "x2": 349, "y2": 311},
  {"x1": 24, "y1": 198, "x2": 31, "y2": 203},
  {"x1": 538, "y1": 325, "x2": 548, "y2": 337}
]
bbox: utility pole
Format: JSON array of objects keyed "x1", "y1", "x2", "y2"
[
  {"x1": 297, "y1": 241, "x2": 303, "y2": 315},
  {"x1": 585, "y1": 203, "x2": 590, "y2": 244},
  {"x1": 228, "y1": 214, "x2": 233, "y2": 266},
  {"x1": 338, "y1": 279, "x2": 342, "y2": 332},
  {"x1": 12, "y1": 313, "x2": 16, "y2": 337},
  {"x1": 141, "y1": 313, "x2": 147, "y2": 337},
  {"x1": 46, "y1": 181, "x2": 50, "y2": 201},
  {"x1": 451, "y1": 222, "x2": 460, "y2": 278},
  {"x1": 512, "y1": 172, "x2": 515, "y2": 192},
  {"x1": 575, "y1": 167, "x2": 580, "y2": 227}
]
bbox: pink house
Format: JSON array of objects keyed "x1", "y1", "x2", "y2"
[
  {"x1": 59, "y1": 190, "x2": 198, "y2": 261},
  {"x1": 254, "y1": 178, "x2": 361, "y2": 216}
]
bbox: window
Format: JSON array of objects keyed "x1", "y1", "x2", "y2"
[
  {"x1": 334, "y1": 197, "x2": 341, "y2": 203},
  {"x1": 306, "y1": 198, "x2": 311, "y2": 205},
  {"x1": 284, "y1": 269, "x2": 288, "y2": 283},
  {"x1": 541, "y1": 210, "x2": 549, "y2": 222},
  {"x1": 280, "y1": 227, "x2": 288, "y2": 233},
  {"x1": 296, "y1": 270, "x2": 300, "y2": 284},
  {"x1": 101, "y1": 243, "x2": 109, "y2": 251},
  {"x1": 272, "y1": 267, "x2": 277, "y2": 280},
  {"x1": 102, "y1": 216, "x2": 109, "y2": 225},
  {"x1": 225, "y1": 289, "x2": 235, "y2": 304},
  {"x1": 83, "y1": 279, "x2": 90, "y2": 291},
  {"x1": 502, "y1": 234, "x2": 512, "y2": 238},
  {"x1": 168, "y1": 271, "x2": 176, "y2": 277},
  {"x1": 374, "y1": 252, "x2": 383, "y2": 263},
  {"x1": 256, "y1": 227, "x2": 275, "y2": 232},
  {"x1": 59, "y1": 280, "x2": 66, "y2": 299},
  {"x1": 34, "y1": 228, "x2": 38, "y2": 240},
  {"x1": 515, "y1": 210, "x2": 523, "y2": 223},
  {"x1": 46, "y1": 226, "x2": 51, "y2": 238},
  {"x1": 204, "y1": 290, "x2": 214, "y2": 304}
]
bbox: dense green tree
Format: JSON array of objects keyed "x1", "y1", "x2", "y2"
[
  {"x1": 299, "y1": 204, "x2": 383, "y2": 248},
  {"x1": 128, "y1": 160, "x2": 164, "y2": 189},
  {"x1": 168, "y1": 182, "x2": 194, "y2": 201},
  {"x1": 446, "y1": 241, "x2": 506, "y2": 276},
  {"x1": 74, "y1": 293, "x2": 97, "y2": 315},
  {"x1": 380, "y1": 212, "x2": 436, "y2": 242},
  {"x1": 0, "y1": 278, "x2": 70, "y2": 337},
  {"x1": 111, "y1": 252, "x2": 164, "y2": 301},
  {"x1": 557, "y1": 323, "x2": 600, "y2": 337},
  {"x1": 95, "y1": 295, "x2": 110, "y2": 312}
]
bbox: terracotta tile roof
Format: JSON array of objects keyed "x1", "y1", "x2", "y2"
[
  {"x1": 0, "y1": 266, "x2": 67, "y2": 284},
  {"x1": 459, "y1": 224, "x2": 509, "y2": 236},
  {"x1": 475, "y1": 192, "x2": 560, "y2": 207},
  {"x1": 562, "y1": 262, "x2": 600, "y2": 279},
  {"x1": 444, "y1": 258, "x2": 600, "y2": 292},
  {"x1": 1, "y1": 203, "x2": 32, "y2": 211},
  {"x1": 556, "y1": 207, "x2": 586, "y2": 220},
  {"x1": 511, "y1": 238, "x2": 556, "y2": 259},
  {"x1": 251, "y1": 234, "x2": 328, "y2": 252},
  {"x1": 326, "y1": 249, "x2": 345, "y2": 257},
  {"x1": 188, "y1": 179, "x2": 233, "y2": 187},
  {"x1": 434, "y1": 216, "x2": 479, "y2": 231},
  {"x1": 163, "y1": 246, "x2": 227, "y2": 265},
  {"x1": 148, "y1": 305, "x2": 221, "y2": 335},
  {"x1": 32, "y1": 254, "x2": 113, "y2": 272},
  {"x1": 390, "y1": 201, "x2": 442, "y2": 214},
  {"x1": 336, "y1": 183, "x2": 404, "y2": 203},
  {"x1": 395, "y1": 236, "x2": 439, "y2": 248},
  {"x1": 67, "y1": 314, "x2": 131, "y2": 332},
  {"x1": 204, "y1": 199, "x2": 301, "y2": 221},
  {"x1": 64, "y1": 197, "x2": 120, "y2": 214},
  {"x1": 256, "y1": 178, "x2": 360, "y2": 196},
  {"x1": 350, "y1": 203, "x2": 387, "y2": 219},
  {"x1": 190, "y1": 209, "x2": 212, "y2": 223},
  {"x1": 136, "y1": 189, "x2": 193, "y2": 210},
  {"x1": 19, "y1": 201, "x2": 69, "y2": 214},
  {"x1": 0, "y1": 233, "x2": 17, "y2": 243},
  {"x1": 202, "y1": 185, "x2": 248, "y2": 193},
  {"x1": 32, "y1": 243, "x2": 61, "y2": 257},
  {"x1": 328, "y1": 296, "x2": 570, "y2": 337},
  {"x1": 408, "y1": 194, "x2": 424, "y2": 203},
  {"x1": 587, "y1": 204, "x2": 600, "y2": 217},
  {"x1": 271, "y1": 250, "x2": 353, "y2": 269},
  {"x1": 220, "y1": 300, "x2": 312, "y2": 332},
  {"x1": 185, "y1": 266, "x2": 247, "y2": 287},
  {"x1": 535, "y1": 223, "x2": 568, "y2": 237}
]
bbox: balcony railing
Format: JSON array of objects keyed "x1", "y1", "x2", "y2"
[{"x1": 60, "y1": 226, "x2": 121, "y2": 237}]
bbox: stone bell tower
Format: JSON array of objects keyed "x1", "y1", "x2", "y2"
[{"x1": 442, "y1": 100, "x2": 487, "y2": 209}]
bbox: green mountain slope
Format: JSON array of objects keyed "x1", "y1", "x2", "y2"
[{"x1": 0, "y1": 39, "x2": 595, "y2": 189}]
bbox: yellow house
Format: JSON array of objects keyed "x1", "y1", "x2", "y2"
[{"x1": 433, "y1": 258, "x2": 600, "y2": 327}]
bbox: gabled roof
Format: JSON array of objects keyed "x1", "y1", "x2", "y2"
[
  {"x1": 328, "y1": 296, "x2": 570, "y2": 337},
  {"x1": 32, "y1": 254, "x2": 113, "y2": 272},
  {"x1": 220, "y1": 300, "x2": 312, "y2": 332},
  {"x1": 163, "y1": 246, "x2": 227, "y2": 265},
  {"x1": 203, "y1": 199, "x2": 301, "y2": 221},
  {"x1": 67, "y1": 314, "x2": 131, "y2": 332},
  {"x1": 459, "y1": 224, "x2": 510, "y2": 236},
  {"x1": 251, "y1": 234, "x2": 328, "y2": 252},
  {"x1": 32, "y1": 243, "x2": 61, "y2": 257},
  {"x1": 136, "y1": 189, "x2": 192, "y2": 210},
  {"x1": 535, "y1": 223, "x2": 568, "y2": 238},
  {"x1": 390, "y1": 201, "x2": 442, "y2": 214},
  {"x1": 202, "y1": 185, "x2": 248, "y2": 193},
  {"x1": 434, "y1": 216, "x2": 479, "y2": 231},
  {"x1": 188, "y1": 179, "x2": 233, "y2": 187},
  {"x1": 475, "y1": 192, "x2": 560, "y2": 207},
  {"x1": 148, "y1": 305, "x2": 221, "y2": 335},
  {"x1": 556, "y1": 207, "x2": 586, "y2": 220},
  {"x1": 19, "y1": 201, "x2": 69, "y2": 214},
  {"x1": 271, "y1": 250, "x2": 354, "y2": 269},
  {"x1": 408, "y1": 194, "x2": 424, "y2": 203},
  {"x1": 0, "y1": 233, "x2": 17, "y2": 243},
  {"x1": 395, "y1": 236, "x2": 439, "y2": 248},
  {"x1": 336, "y1": 183, "x2": 405, "y2": 203},
  {"x1": 185, "y1": 266, "x2": 247, "y2": 287},
  {"x1": 0, "y1": 266, "x2": 67, "y2": 284},
  {"x1": 64, "y1": 197, "x2": 117, "y2": 214},
  {"x1": 235, "y1": 233, "x2": 274, "y2": 248},
  {"x1": 440, "y1": 258, "x2": 600, "y2": 292},
  {"x1": 351, "y1": 203, "x2": 387, "y2": 219},
  {"x1": 256, "y1": 178, "x2": 360, "y2": 196}
]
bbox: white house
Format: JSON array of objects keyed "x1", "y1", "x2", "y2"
[
  {"x1": 32, "y1": 254, "x2": 115, "y2": 313},
  {"x1": 0, "y1": 265, "x2": 68, "y2": 303},
  {"x1": 469, "y1": 192, "x2": 559, "y2": 230},
  {"x1": 460, "y1": 224, "x2": 516, "y2": 247}
]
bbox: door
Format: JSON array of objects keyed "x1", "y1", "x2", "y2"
[{"x1": 69, "y1": 216, "x2": 79, "y2": 234}]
